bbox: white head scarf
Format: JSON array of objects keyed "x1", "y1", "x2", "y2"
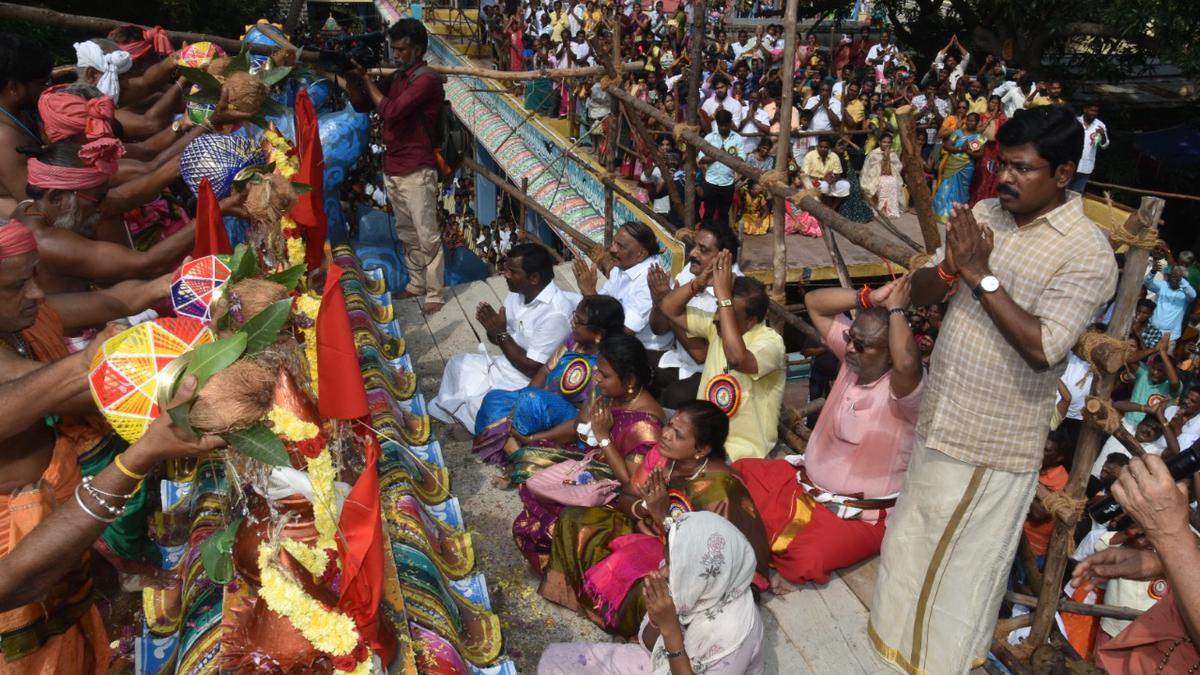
[
  {"x1": 74, "y1": 41, "x2": 132, "y2": 104},
  {"x1": 650, "y1": 511, "x2": 761, "y2": 674}
]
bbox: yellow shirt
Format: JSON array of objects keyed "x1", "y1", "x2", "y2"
[
  {"x1": 966, "y1": 94, "x2": 988, "y2": 114},
  {"x1": 687, "y1": 308, "x2": 786, "y2": 461},
  {"x1": 844, "y1": 99, "x2": 866, "y2": 124},
  {"x1": 801, "y1": 150, "x2": 843, "y2": 179}
]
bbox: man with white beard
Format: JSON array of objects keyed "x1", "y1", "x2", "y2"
[{"x1": 8, "y1": 141, "x2": 191, "y2": 296}]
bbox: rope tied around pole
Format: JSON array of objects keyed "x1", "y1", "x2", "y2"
[
  {"x1": 907, "y1": 252, "x2": 932, "y2": 272},
  {"x1": 672, "y1": 123, "x2": 701, "y2": 144},
  {"x1": 1098, "y1": 193, "x2": 1163, "y2": 250},
  {"x1": 786, "y1": 187, "x2": 822, "y2": 208},
  {"x1": 1075, "y1": 331, "x2": 1136, "y2": 375},
  {"x1": 1040, "y1": 488, "x2": 1088, "y2": 529},
  {"x1": 757, "y1": 168, "x2": 790, "y2": 192},
  {"x1": 598, "y1": 75, "x2": 619, "y2": 91},
  {"x1": 1083, "y1": 395, "x2": 1122, "y2": 435},
  {"x1": 587, "y1": 243, "x2": 614, "y2": 273}
]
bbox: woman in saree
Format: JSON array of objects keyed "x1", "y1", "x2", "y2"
[
  {"x1": 969, "y1": 94, "x2": 1008, "y2": 205},
  {"x1": 861, "y1": 133, "x2": 906, "y2": 218},
  {"x1": 539, "y1": 401, "x2": 770, "y2": 638},
  {"x1": 932, "y1": 111, "x2": 986, "y2": 221},
  {"x1": 510, "y1": 335, "x2": 664, "y2": 570},
  {"x1": 473, "y1": 295, "x2": 626, "y2": 464},
  {"x1": 538, "y1": 511, "x2": 765, "y2": 674}
]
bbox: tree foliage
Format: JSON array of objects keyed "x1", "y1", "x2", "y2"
[{"x1": 870, "y1": 0, "x2": 1199, "y2": 79}]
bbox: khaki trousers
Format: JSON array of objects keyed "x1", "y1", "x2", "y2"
[
  {"x1": 384, "y1": 168, "x2": 443, "y2": 304},
  {"x1": 869, "y1": 435, "x2": 1037, "y2": 675}
]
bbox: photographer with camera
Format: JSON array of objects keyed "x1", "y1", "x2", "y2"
[
  {"x1": 344, "y1": 18, "x2": 448, "y2": 314},
  {"x1": 1073, "y1": 453, "x2": 1200, "y2": 671}
]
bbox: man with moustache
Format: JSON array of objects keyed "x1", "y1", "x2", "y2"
[
  {"x1": 8, "y1": 141, "x2": 191, "y2": 297},
  {"x1": 646, "y1": 222, "x2": 742, "y2": 408},
  {"x1": 732, "y1": 276, "x2": 924, "y2": 591},
  {"x1": 869, "y1": 106, "x2": 1118, "y2": 675}
]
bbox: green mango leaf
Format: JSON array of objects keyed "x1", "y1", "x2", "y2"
[
  {"x1": 166, "y1": 399, "x2": 197, "y2": 439},
  {"x1": 184, "y1": 333, "x2": 248, "y2": 389},
  {"x1": 225, "y1": 45, "x2": 252, "y2": 75},
  {"x1": 229, "y1": 243, "x2": 259, "y2": 282},
  {"x1": 260, "y1": 64, "x2": 294, "y2": 87},
  {"x1": 291, "y1": 182, "x2": 312, "y2": 195},
  {"x1": 266, "y1": 264, "x2": 306, "y2": 291},
  {"x1": 237, "y1": 298, "x2": 292, "y2": 353},
  {"x1": 177, "y1": 65, "x2": 222, "y2": 94},
  {"x1": 225, "y1": 424, "x2": 291, "y2": 466},
  {"x1": 199, "y1": 517, "x2": 242, "y2": 584},
  {"x1": 259, "y1": 97, "x2": 289, "y2": 118}
]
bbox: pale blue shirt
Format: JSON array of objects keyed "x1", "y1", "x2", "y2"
[
  {"x1": 1145, "y1": 274, "x2": 1196, "y2": 337},
  {"x1": 700, "y1": 130, "x2": 744, "y2": 187}
]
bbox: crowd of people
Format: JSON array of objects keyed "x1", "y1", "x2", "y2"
[{"x1": 477, "y1": 0, "x2": 1110, "y2": 242}]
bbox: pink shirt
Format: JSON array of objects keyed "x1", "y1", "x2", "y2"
[{"x1": 804, "y1": 316, "x2": 924, "y2": 518}]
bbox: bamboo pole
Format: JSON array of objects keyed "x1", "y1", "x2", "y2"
[
  {"x1": 1025, "y1": 196, "x2": 1166, "y2": 652},
  {"x1": 520, "y1": 176, "x2": 529, "y2": 232},
  {"x1": 597, "y1": 173, "x2": 679, "y2": 234},
  {"x1": 822, "y1": 229, "x2": 854, "y2": 289},
  {"x1": 683, "y1": 0, "x2": 705, "y2": 232},
  {"x1": 894, "y1": 105, "x2": 940, "y2": 253},
  {"x1": 766, "y1": 299, "x2": 822, "y2": 343},
  {"x1": 608, "y1": 86, "x2": 919, "y2": 266},
  {"x1": 462, "y1": 156, "x2": 596, "y2": 251},
  {"x1": 604, "y1": 13, "x2": 622, "y2": 248},
  {"x1": 1006, "y1": 592, "x2": 1144, "y2": 622},
  {"x1": 770, "y1": 0, "x2": 799, "y2": 303},
  {"x1": 622, "y1": 98, "x2": 686, "y2": 216}
]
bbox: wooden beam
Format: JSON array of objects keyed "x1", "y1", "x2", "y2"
[
  {"x1": 822, "y1": 229, "x2": 853, "y2": 289},
  {"x1": 683, "y1": 0, "x2": 704, "y2": 232},
  {"x1": 1006, "y1": 592, "x2": 1144, "y2": 622},
  {"x1": 1025, "y1": 196, "x2": 1166, "y2": 651},
  {"x1": 766, "y1": 299, "x2": 822, "y2": 344},
  {"x1": 894, "y1": 105, "x2": 940, "y2": 253},
  {"x1": 462, "y1": 156, "x2": 596, "y2": 252},
  {"x1": 598, "y1": 174, "x2": 679, "y2": 235},
  {"x1": 771, "y1": 0, "x2": 800, "y2": 302},
  {"x1": 608, "y1": 86, "x2": 919, "y2": 266}
]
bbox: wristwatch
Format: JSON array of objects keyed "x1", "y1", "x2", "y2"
[
  {"x1": 717, "y1": 298, "x2": 733, "y2": 308},
  {"x1": 598, "y1": 438, "x2": 611, "y2": 449},
  {"x1": 972, "y1": 275, "x2": 1000, "y2": 300}
]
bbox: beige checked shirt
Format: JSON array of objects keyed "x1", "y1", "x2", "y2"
[{"x1": 919, "y1": 195, "x2": 1117, "y2": 472}]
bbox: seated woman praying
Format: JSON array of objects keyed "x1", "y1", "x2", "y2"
[
  {"x1": 473, "y1": 295, "x2": 627, "y2": 464},
  {"x1": 538, "y1": 511, "x2": 765, "y2": 674},
  {"x1": 510, "y1": 334, "x2": 664, "y2": 570},
  {"x1": 538, "y1": 400, "x2": 770, "y2": 638}
]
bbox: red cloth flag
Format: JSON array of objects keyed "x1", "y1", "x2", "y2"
[
  {"x1": 289, "y1": 89, "x2": 327, "y2": 272},
  {"x1": 192, "y1": 177, "x2": 231, "y2": 258},
  {"x1": 316, "y1": 264, "x2": 368, "y2": 419},
  {"x1": 336, "y1": 433, "x2": 395, "y2": 665}
]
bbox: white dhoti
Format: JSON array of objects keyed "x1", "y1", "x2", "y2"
[
  {"x1": 818, "y1": 179, "x2": 851, "y2": 198},
  {"x1": 869, "y1": 435, "x2": 1037, "y2": 675},
  {"x1": 428, "y1": 345, "x2": 530, "y2": 432}
]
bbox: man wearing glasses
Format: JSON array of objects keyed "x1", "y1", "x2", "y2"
[
  {"x1": 869, "y1": 105, "x2": 1118, "y2": 675},
  {"x1": 731, "y1": 276, "x2": 924, "y2": 592}
]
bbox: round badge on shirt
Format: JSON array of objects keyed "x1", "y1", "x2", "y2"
[
  {"x1": 560, "y1": 357, "x2": 593, "y2": 395},
  {"x1": 705, "y1": 373, "x2": 743, "y2": 417}
]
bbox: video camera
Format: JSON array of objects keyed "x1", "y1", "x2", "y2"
[{"x1": 319, "y1": 31, "x2": 389, "y2": 74}]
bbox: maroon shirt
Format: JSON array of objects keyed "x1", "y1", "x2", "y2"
[{"x1": 369, "y1": 60, "x2": 445, "y2": 177}]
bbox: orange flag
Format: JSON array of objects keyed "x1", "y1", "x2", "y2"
[{"x1": 316, "y1": 264, "x2": 369, "y2": 419}]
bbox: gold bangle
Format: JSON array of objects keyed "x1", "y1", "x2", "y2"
[{"x1": 114, "y1": 454, "x2": 147, "y2": 481}]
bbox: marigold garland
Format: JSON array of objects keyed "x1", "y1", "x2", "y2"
[
  {"x1": 263, "y1": 129, "x2": 299, "y2": 179},
  {"x1": 281, "y1": 215, "x2": 306, "y2": 268},
  {"x1": 267, "y1": 405, "x2": 320, "y2": 441},
  {"x1": 256, "y1": 544, "x2": 372, "y2": 672},
  {"x1": 280, "y1": 538, "x2": 335, "y2": 579},
  {"x1": 294, "y1": 293, "x2": 321, "y2": 395},
  {"x1": 306, "y1": 448, "x2": 338, "y2": 551}
]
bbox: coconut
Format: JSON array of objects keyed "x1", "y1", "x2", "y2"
[
  {"x1": 189, "y1": 360, "x2": 278, "y2": 433},
  {"x1": 222, "y1": 71, "x2": 269, "y2": 116},
  {"x1": 205, "y1": 56, "x2": 232, "y2": 80},
  {"x1": 244, "y1": 173, "x2": 298, "y2": 226},
  {"x1": 270, "y1": 48, "x2": 297, "y2": 68},
  {"x1": 212, "y1": 278, "x2": 289, "y2": 327}
]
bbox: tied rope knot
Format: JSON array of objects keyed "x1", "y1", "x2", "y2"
[
  {"x1": 1074, "y1": 331, "x2": 1135, "y2": 376},
  {"x1": 756, "y1": 168, "x2": 789, "y2": 192},
  {"x1": 1099, "y1": 192, "x2": 1161, "y2": 250},
  {"x1": 908, "y1": 252, "x2": 932, "y2": 272},
  {"x1": 1083, "y1": 395, "x2": 1122, "y2": 435},
  {"x1": 672, "y1": 123, "x2": 700, "y2": 144},
  {"x1": 1040, "y1": 488, "x2": 1088, "y2": 528},
  {"x1": 786, "y1": 187, "x2": 821, "y2": 208}
]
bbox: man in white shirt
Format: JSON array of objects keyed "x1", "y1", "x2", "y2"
[
  {"x1": 866, "y1": 29, "x2": 899, "y2": 68},
  {"x1": 993, "y1": 75, "x2": 1032, "y2": 118},
  {"x1": 803, "y1": 81, "x2": 842, "y2": 149},
  {"x1": 911, "y1": 84, "x2": 949, "y2": 157},
  {"x1": 573, "y1": 220, "x2": 667, "y2": 352},
  {"x1": 1072, "y1": 104, "x2": 1109, "y2": 193},
  {"x1": 731, "y1": 30, "x2": 755, "y2": 62},
  {"x1": 700, "y1": 78, "x2": 744, "y2": 132},
  {"x1": 1166, "y1": 387, "x2": 1200, "y2": 449},
  {"x1": 639, "y1": 163, "x2": 670, "y2": 214},
  {"x1": 430, "y1": 242, "x2": 575, "y2": 431},
  {"x1": 930, "y1": 35, "x2": 970, "y2": 92},
  {"x1": 699, "y1": 109, "x2": 744, "y2": 227},
  {"x1": 568, "y1": 30, "x2": 593, "y2": 65},
  {"x1": 647, "y1": 223, "x2": 742, "y2": 407}
]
